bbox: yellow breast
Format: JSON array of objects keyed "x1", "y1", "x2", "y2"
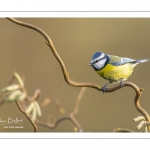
[{"x1": 96, "y1": 64, "x2": 133, "y2": 82}]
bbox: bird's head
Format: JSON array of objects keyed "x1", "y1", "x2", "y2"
[{"x1": 90, "y1": 51, "x2": 109, "y2": 70}]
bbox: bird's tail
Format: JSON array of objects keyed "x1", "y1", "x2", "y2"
[{"x1": 133, "y1": 59, "x2": 150, "y2": 64}]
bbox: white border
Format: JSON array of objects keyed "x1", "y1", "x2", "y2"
[
  {"x1": 0, "y1": 0, "x2": 150, "y2": 12},
  {"x1": 0, "y1": 133, "x2": 149, "y2": 138},
  {"x1": 1, "y1": 12, "x2": 150, "y2": 17},
  {"x1": 0, "y1": 2, "x2": 150, "y2": 150}
]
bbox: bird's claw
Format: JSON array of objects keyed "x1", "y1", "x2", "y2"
[
  {"x1": 120, "y1": 79, "x2": 124, "y2": 88},
  {"x1": 102, "y1": 84, "x2": 108, "y2": 94},
  {"x1": 102, "y1": 79, "x2": 124, "y2": 94}
]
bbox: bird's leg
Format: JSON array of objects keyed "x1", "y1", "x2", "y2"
[
  {"x1": 120, "y1": 78, "x2": 125, "y2": 88},
  {"x1": 102, "y1": 83, "x2": 110, "y2": 94},
  {"x1": 102, "y1": 79, "x2": 125, "y2": 94}
]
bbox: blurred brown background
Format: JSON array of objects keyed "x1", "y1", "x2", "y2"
[{"x1": 0, "y1": 18, "x2": 150, "y2": 132}]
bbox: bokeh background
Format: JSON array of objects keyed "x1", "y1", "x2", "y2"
[{"x1": 0, "y1": 18, "x2": 150, "y2": 132}]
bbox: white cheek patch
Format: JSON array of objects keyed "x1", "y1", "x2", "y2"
[{"x1": 93, "y1": 58, "x2": 107, "y2": 70}]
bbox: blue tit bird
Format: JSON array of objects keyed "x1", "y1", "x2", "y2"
[{"x1": 90, "y1": 51, "x2": 150, "y2": 93}]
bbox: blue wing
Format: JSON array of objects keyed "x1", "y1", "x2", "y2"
[{"x1": 107, "y1": 55, "x2": 136, "y2": 66}]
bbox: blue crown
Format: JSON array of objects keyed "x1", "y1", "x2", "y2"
[{"x1": 92, "y1": 52, "x2": 103, "y2": 60}]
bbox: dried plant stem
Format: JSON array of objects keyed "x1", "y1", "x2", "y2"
[
  {"x1": 0, "y1": 99, "x2": 6, "y2": 105},
  {"x1": 16, "y1": 101, "x2": 38, "y2": 132},
  {"x1": 35, "y1": 114, "x2": 83, "y2": 132},
  {"x1": 73, "y1": 87, "x2": 86, "y2": 115},
  {"x1": 27, "y1": 89, "x2": 41, "y2": 102},
  {"x1": 7, "y1": 18, "x2": 150, "y2": 132},
  {"x1": 22, "y1": 100, "x2": 82, "y2": 132},
  {"x1": 113, "y1": 128, "x2": 134, "y2": 132}
]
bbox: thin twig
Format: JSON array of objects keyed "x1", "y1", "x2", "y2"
[
  {"x1": 73, "y1": 87, "x2": 86, "y2": 115},
  {"x1": 22, "y1": 100, "x2": 82, "y2": 132},
  {"x1": 113, "y1": 128, "x2": 134, "y2": 132},
  {"x1": 7, "y1": 18, "x2": 150, "y2": 131},
  {"x1": 27, "y1": 89, "x2": 41, "y2": 102},
  {"x1": 40, "y1": 97, "x2": 66, "y2": 115},
  {"x1": 0, "y1": 98, "x2": 6, "y2": 105},
  {"x1": 50, "y1": 97, "x2": 64, "y2": 113},
  {"x1": 70, "y1": 112, "x2": 83, "y2": 132},
  {"x1": 16, "y1": 101, "x2": 38, "y2": 132},
  {"x1": 35, "y1": 114, "x2": 83, "y2": 132}
]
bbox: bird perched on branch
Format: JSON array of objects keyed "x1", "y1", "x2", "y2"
[{"x1": 90, "y1": 51, "x2": 150, "y2": 93}]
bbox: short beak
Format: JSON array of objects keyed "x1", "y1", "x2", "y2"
[{"x1": 89, "y1": 63, "x2": 92, "y2": 66}]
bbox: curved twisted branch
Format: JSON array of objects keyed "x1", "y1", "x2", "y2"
[
  {"x1": 35, "y1": 113, "x2": 83, "y2": 132},
  {"x1": 7, "y1": 18, "x2": 150, "y2": 131},
  {"x1": 7, "y1": 18, "x2": 102, "y2": 91},
  {"x1": 16, "y1": 101, "x2": 38, "y2": 132}
]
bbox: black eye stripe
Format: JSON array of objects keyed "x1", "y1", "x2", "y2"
[{"x1": 93, "y1": 58, "x2": 104, "y2": 65}]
